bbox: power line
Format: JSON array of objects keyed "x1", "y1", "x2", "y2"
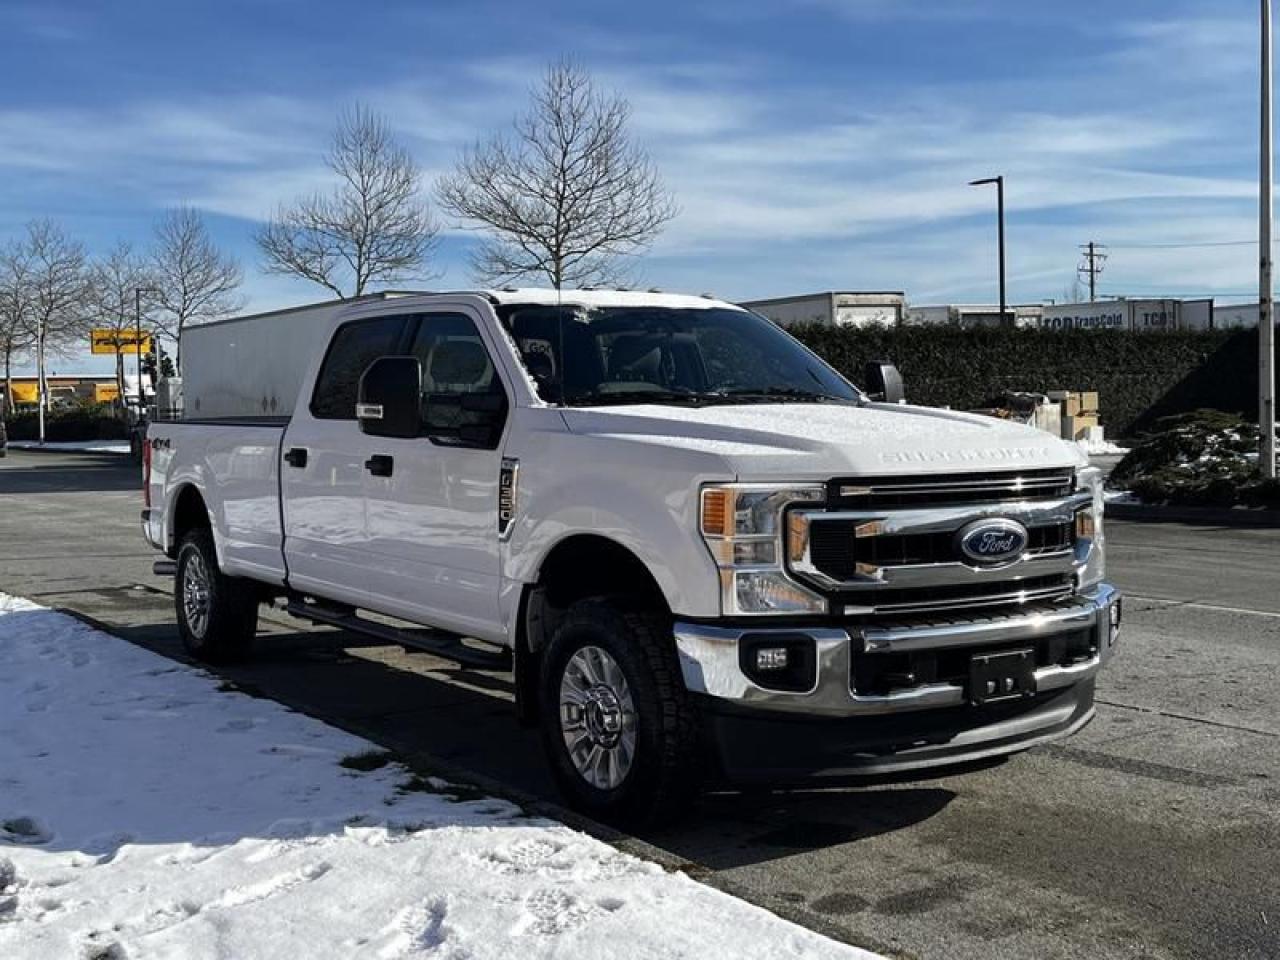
[{"x1": 1104, "y1": 240, "x2": 1258, "y2": 249}]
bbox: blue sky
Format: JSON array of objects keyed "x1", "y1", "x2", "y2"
[{"x1": 1, "y1": 0, "x2": 1270, "y2": 374}]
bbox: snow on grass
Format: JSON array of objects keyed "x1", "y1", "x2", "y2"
[
  {"x1": 7, "y1": 441, "x2": 131, "y2": 454},
  {"x1": 0, "y1": 594, "x2": 880, "y2": 960}
]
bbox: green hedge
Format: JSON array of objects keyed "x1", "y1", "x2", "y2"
[
  {"x1": 791, "y1": 325, "x2": 1272, "y2": 440},
  {"x1": 4, "y1": 404, "x2": 128, "y2": 442}
]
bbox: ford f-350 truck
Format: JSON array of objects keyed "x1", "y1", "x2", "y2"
[{"x1": 143, "y1": 289, "x2": 1120, "y2": 822}]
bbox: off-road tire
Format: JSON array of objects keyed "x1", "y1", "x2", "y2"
[
  {"x1": 174, "y1": 528, "x2": 258, "y2": 663},
  {"x1": 539, "y1": 599, "x2": 700, "y2": 825}
]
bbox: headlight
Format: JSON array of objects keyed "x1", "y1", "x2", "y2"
[
  {"x1": 1074, "y1": 467, "x2": 1106, "y2": 589},
  {"x1": 700, "y1": 484, "x2": 826, "y2": 615}
]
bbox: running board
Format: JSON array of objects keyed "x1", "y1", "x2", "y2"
[{"x1": 284, "y1": 598, "x2": 512, "y2": 671}]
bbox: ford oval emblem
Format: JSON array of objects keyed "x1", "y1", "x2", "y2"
[{"x1": 956, "y1": 518, "x2": 1029, "y2": 566}]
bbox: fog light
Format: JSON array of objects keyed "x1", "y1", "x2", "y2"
[{"x1": 754, "y1": 647, "x2": 790, "y2": 672}]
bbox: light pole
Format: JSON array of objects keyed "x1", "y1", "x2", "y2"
[
  {"x1": 970, "y1": 175, "x2": 1007, "y2": 325},
  {"x1": 1262, "y1": 0, "x2": 1277, "y2": 478},
  {"x1": 134, "y1": 287, "x2": 158, "y2": 415}
]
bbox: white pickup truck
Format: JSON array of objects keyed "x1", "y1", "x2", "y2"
[{"x1": 143, "y1": 289, "x2": 1120, "y2": 822}]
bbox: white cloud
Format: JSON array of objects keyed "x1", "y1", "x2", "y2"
[{"x1": 0, "y1": 10, "x2": 1268, "y2": 312}]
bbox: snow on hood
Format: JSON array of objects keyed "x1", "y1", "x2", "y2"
[{"x1": 561, "y1": 402, "x2": 1085, "y2": 480}]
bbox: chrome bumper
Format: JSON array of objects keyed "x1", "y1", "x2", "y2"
[{"x1": 674, "y1": 583, "x2": 1120, "y2": 718}]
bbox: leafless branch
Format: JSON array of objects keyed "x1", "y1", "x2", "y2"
[
  {"x1": 88, "y1": 241, "x2": 158, "y2": 400},
  {"x1": 256, "y1": 105, "x2": 440, "y2": 297},
  {"x1": 150, "y1": 207, "x2": 244, "y2": 366},
  {"x1": 24, "y1": 219, "x2": 90, "y2": 354},
  {"x1": 0, "y1": 241, "x2": 36, "y2": 415},
  {"x1": 436, "y1": 59, "x2": 678, "y2": 288}
]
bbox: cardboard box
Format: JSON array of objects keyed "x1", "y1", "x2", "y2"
[
  {"x1": 1064, "y1": 414, "x2": 1100, "y2": 441},
  {"x1": 1051, "y1": 390, "x2": 1100, "y2": 419}
]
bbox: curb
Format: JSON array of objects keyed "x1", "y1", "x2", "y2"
[{"x1": 1108, "y1": 502, "x2": 1280, "y2": 528}]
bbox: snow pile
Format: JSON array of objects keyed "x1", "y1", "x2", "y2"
[
  {"x1": 0, "y1": 594, "x2": 879, "y2": 960},
  {"x1": 1076, "y1": 437, "x2": 1128, "y2": 457},
  {"x1": 1108, "y1": 410, "x2": 1280, "y2": 507}
]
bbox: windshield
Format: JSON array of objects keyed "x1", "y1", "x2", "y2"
[{"x1": 498, "y1": 304, "x2": 862, "y2": 407}]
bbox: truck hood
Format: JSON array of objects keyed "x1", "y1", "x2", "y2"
[{"x1": 560, "y1": 402, "x2": 1085, "y2": 480}]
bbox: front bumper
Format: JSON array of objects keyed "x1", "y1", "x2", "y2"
[{"x1": 674, "y1": 583, "x2": 1120, "y2": 780}]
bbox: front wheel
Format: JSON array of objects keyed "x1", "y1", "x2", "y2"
[
  {"x1": 539, "y1": 600, "x2": 700, "y2": 825},
  {"x1": 174, "y1": 528, "x2": 258, "y2": 663}
]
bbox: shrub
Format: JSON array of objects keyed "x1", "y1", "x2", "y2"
[
  {"x1": 1108, "y1": 410, "x2": 1280, "y2": 507},
  {"x1": 789, "y1": 324, "x2": 1272, "y2": 441},
  {"x1": 4, "y1": 402, "x2": 128, "y2": 442}
]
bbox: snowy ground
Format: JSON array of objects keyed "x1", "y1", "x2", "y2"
[
  {"x1": 0, "y1": 594, "x2": 880, "y2": 960},
  {"x1": 7, "y1": 441, "x2": 131, "y2": 454}
]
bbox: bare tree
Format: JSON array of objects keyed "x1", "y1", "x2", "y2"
[
  {"x1": 88, "y1": 242, "x2": 155, "y2": 410},
  {"x1": 151, "y1": 206, "x2": 243, "y2": 370},
  {"x1": 22, "y1": 219, "x2": 89, "y2": 438},
  {"x1": 437, "y1": 60, "x2": 677, "y2": 289},
  {"x1": 0, "y1": 242, "x2": 35, "y2": 417},
  {"x1": 257, "y1": 105, "x2": 439, "y2": 298}
]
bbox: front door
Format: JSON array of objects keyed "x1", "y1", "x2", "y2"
[{"x1": 361, "y1": 309, "x2": 510, "y2": 641}]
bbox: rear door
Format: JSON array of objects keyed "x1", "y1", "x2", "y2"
[
  {"x1": 281, "y1": 313, "x2": 409, "y2": 607},
  {"x1": 361, "y1": 308, "x2": 510, "y2": 640}
]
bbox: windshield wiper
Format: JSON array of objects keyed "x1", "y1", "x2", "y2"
[
  {"x1": 709, "y1": 388, "x2": 853, "y2": 404},
  {"x1": 565, "y1": 389, "x2": 710, "y2": 407}
]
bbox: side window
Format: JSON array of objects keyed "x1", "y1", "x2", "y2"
[
  {"x1": 311, "y1": 316, "x2": 406, "y2": 419},
  {"x1": 408, "y1": 313, "x2": 507, "y2": 446}
]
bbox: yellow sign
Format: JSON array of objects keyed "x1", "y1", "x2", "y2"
[
  {"x1": 90, "y1": 329, "x2": 152, "y2": 355},
  {"x1": 93, "y1": 383, "x2": 121, "y2": 403},
  {"x1": 9, "y1": 382, "x2": 37, "y2": 404}
]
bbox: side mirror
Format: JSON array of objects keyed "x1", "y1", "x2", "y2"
[
  {"x1": 358, "y1": 356, "x2": 422, "y2": 438},
  {"x1": 863, "y1": 361, "x2": 905, "y2": 404}
]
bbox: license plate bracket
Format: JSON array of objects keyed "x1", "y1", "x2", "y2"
[{"x1": 969, "y1": 648, "x2": 1036, "y2": 705}]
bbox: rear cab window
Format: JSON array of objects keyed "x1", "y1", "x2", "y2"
[{"x1": 310, "y1": 316, "x2": 407, "y2": 419}]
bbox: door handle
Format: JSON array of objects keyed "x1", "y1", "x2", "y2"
[
  {"x1": 364, "y1": 454, "x2": 394, "y2": 478},
  {"x1": 284, "y1": 447, "x2": 308, "y2": 469}
]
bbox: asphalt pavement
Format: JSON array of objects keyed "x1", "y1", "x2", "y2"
[{"x1": 1, "y1": 448, "x2": 1277, "y2": 960}]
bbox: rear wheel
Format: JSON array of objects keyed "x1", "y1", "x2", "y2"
[
  {"x1": 174, "y1": 528, "x2": 258, "y2": 663},
  {"x1": 540, "y1": 599, "x2": 700, "y2": 825}
]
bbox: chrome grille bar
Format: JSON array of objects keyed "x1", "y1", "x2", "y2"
[{"x1": 842, "y1": 580, "x2": 1075, "y2": 617}]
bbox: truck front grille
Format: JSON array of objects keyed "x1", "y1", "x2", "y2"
[
  {"x1": 789, "y1": 469, "x2": 1087, "y2": 618},
  {"x1": 809, "y1": 519, "x2": 1073, "y2": 580}
]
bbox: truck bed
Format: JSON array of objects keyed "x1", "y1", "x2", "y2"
[{"x1": 146, "y1": 419, "x2": 289, "y2": 585}]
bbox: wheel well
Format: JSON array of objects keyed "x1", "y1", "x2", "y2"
[
  {"x1": 513, "y1": 534, "x2": 671, "y2": 727},
  {"x1": 534, "y1": 534, "x2": 668, "y2": 623},
  {"x1": 170, "y1": 485, "x2": 211, "y2": 555}
]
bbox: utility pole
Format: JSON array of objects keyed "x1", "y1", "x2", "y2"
[
  {"x1": 1262, "y1": 0, "x2": 1277, "y2": 478},
  {"x1": 969, "y1": 176, "x2": 1007, "y2": 324},
  {"x1": 1078, "y1": 242, "x2": 1108, "y2": 301},
  {"x1": 134, "y1": 288, "x2": 145, "y2": 411},
  {"x1": 35, "y1": 313, "x2": 45, "y2": 445},
  {"x1": 133, "y1": 286, "x2": 158, "y2": 415}
]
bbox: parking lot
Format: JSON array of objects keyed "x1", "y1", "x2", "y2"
[{"x1": 1, "y1": 448, "x2": 1277, "y2": 960}]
